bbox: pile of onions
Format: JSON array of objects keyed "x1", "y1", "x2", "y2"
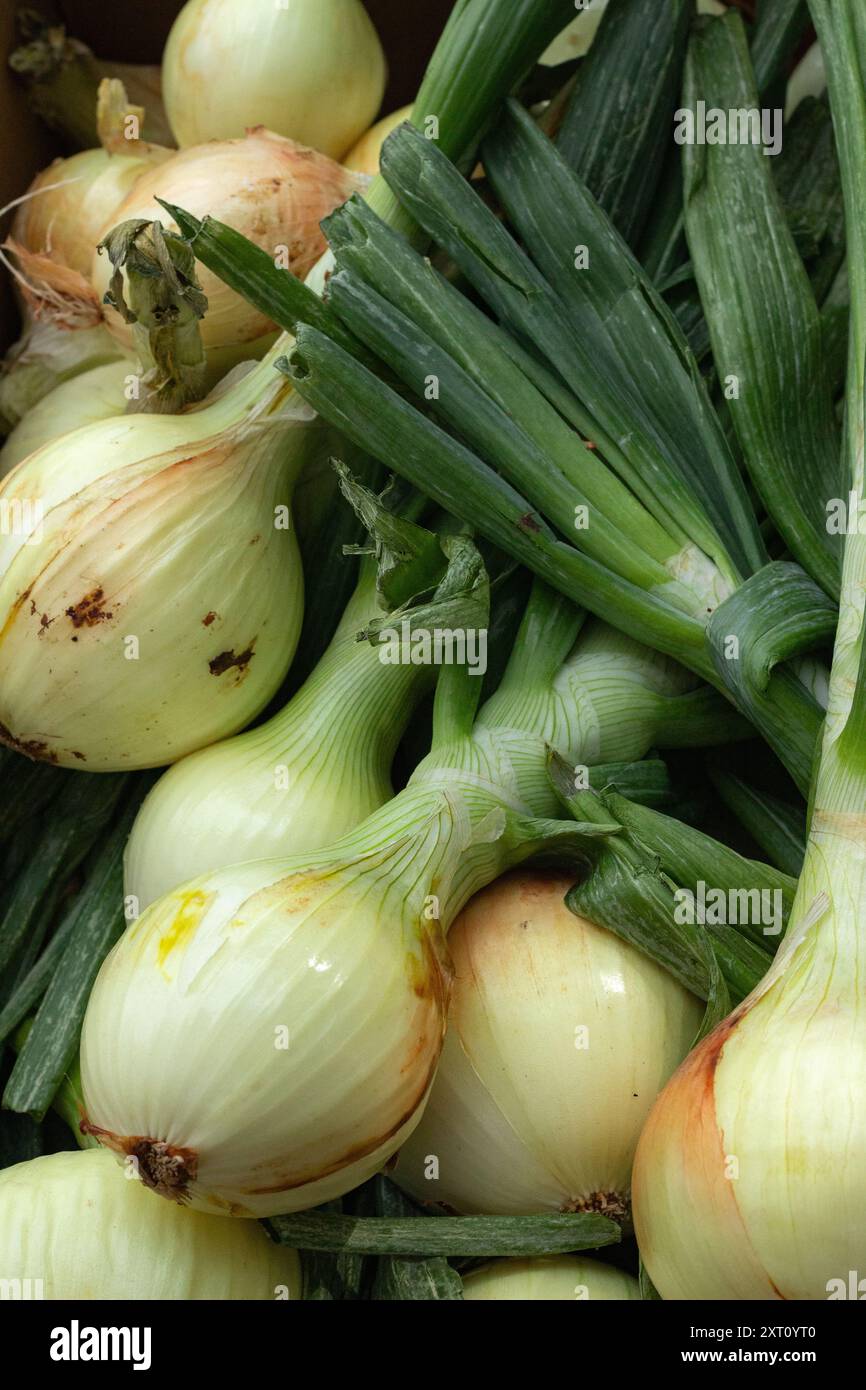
[
  {"x1": 393, "y1": 870, "x2": 701, "y2": 1217},
  {"x1": 0, "y1": 1149, "x2": 300, "y2": 1299},
  {"x1": 462, "y1": 1256, "x2": 640, "y2": 1301},
  {"x1": 162, "y1": 0, "x2": 387, "y2": 159},
  {"x1": 90, "y1": 128, "x2": 365, "y2": 375}
]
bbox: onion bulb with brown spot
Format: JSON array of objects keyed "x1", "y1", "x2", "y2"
[
  {"x1": 0, "y1": 344, "x2": 315, "y2": 769},
  {"x1": 392, "y1": 870, "x2": 702, "y2": 1218},
  {"x1": 0, "y1": 1149, "x2": 300, "y2": 1299}
]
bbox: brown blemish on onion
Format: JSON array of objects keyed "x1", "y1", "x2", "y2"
[
  {"x1": 65, "y1": 587, "x2": 114, "y2": 628},
  {"x1": 0, "y1": 584, "x2": 32, "y2": 645},
  {"x1": 202, "y1": 611, "x2": 218, "y2": 626},
  {"x1": 0, "y1": 721, "x2": 58, "y2": 763},
  {"x1": 209, "y1": 643, "x2": 255, "y2": 677}
]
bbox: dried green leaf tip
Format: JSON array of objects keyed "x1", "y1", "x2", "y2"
[{"x1": 96, "y1": 218, "x2": 208, "y2": 325}]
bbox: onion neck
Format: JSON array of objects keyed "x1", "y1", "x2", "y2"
[{"x1": 255, "y1": 562, "x2": 436, "y2": 786}]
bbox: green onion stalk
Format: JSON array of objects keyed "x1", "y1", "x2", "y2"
[
  {"x1": 78, "y1": 571, "x2": 740, "y2": 1219},
  {"x1": 679, "y1": 9, "x2": 841, "y2": 599},
  {"x1": 632, "y1": 0, "x2": 866, "y2": 1300},
  {"x1": 249, "y1": 110, "x2": 832, "y2": 796}
]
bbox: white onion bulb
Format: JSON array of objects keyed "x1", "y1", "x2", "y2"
[
  {"x1": 90, "y1": 128, "x2": 365, "y2": 375},
  {"x1": 81, "y1": 791, "x2": 459, "y2": 1217},
  {"x1": 163, "y1": 0, "x2": 387, "y2": 159},
  {"x1": 462, "y1": 1255, "x2": 640, "y2": 1301},
  {"x1": 633, "y1": 826, "x2": 866, "y2": 1300},
  {"x1": 0, "y1": 83, "x2": 166, "y2": 427},
  {"x1": 0, "y1": 1149, "x2": 300, "y2": 1299},
  {"x1": 0, "y1": 348, "x2": 312, "y2": 769},
  {"x1": 393, "y1": 870, "x2": 701, "y2": 1217},
  {"x1": 10, "y1": 144, "x2": 168, "y2": 290}
]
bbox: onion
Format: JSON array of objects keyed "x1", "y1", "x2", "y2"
[
  {"x1": 631, "y1": 820, "x2": 866, "y2": 1299},
  {"x1": 0, "y1": 1149, "x2": 300, "y2": 1299},
  {"x1": 0, "y1": 344, "x2": 313, "y2": 770},
  {"x1": 79, "y1": 580, "x2": 720, "y2": 1217},
  {"x1": 462, "y1": 1255, "x2": 640, "y2": 1301},
  {"x1": 90, "y1": 128, "x2": 365, "y2": 375},
  {"x1": 162, "y1": 0, "x2": 387, "y2": 159},
  {"x1": 0, "y1": 80, "x2": 167, "y2": 427},
  {"x1": 8, "y1": 9, "x2": 173, "y2": 149},
  {"x1": 9, "y1": 94, "x2": 170, "y2": 285},
  {"x1": 0, "y1": 321, "x2": 127, "y2": 435},
  {"x1": 79, "y1": 591, "x2": 580, "y2": 1217},
  {"x1": 0, "y1": 361, "x2": 130, "y2": 478},
  {"x1": 344, "y1": 107, "x2": 413, "y2": 176},
  {"x1": 392, "y1": 871, "x2": 701, "y2": 1218},
  {"x1": 124, "y1": 561, "x2": 437, "y2": 910},
  {"x1": 785, "y1": 41, "x2": 827, "y2": 118}
]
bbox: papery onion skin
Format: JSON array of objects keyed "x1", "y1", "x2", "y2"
[
  {"x1": 11, "y1": 143, "x2": 169, "y2": 284},
  {"x1": 632, "y1": 831, "x2": 866, "y2": 1301},
  {"x1": 90, "y1": 129, "x2": 364, "y2": 375},
  {"x1": 0, "y1": 1149, "x2": 300, "y2": 1299},
  {"x1": 0, "y1": 355, "x2": 309, "y2": 769},
  {"x1": 162, "y1": 0, "x2": 387, "y2": 159},
  {"x1": 392, "y1": 870, "x2": 702, "y2": 1217},
  {"x1": 462, "y1": 1255, "x2": 640, "y2": 1301},
  {"x1": 0, "y1": 360, "x2": 130, "y2": 477}
]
